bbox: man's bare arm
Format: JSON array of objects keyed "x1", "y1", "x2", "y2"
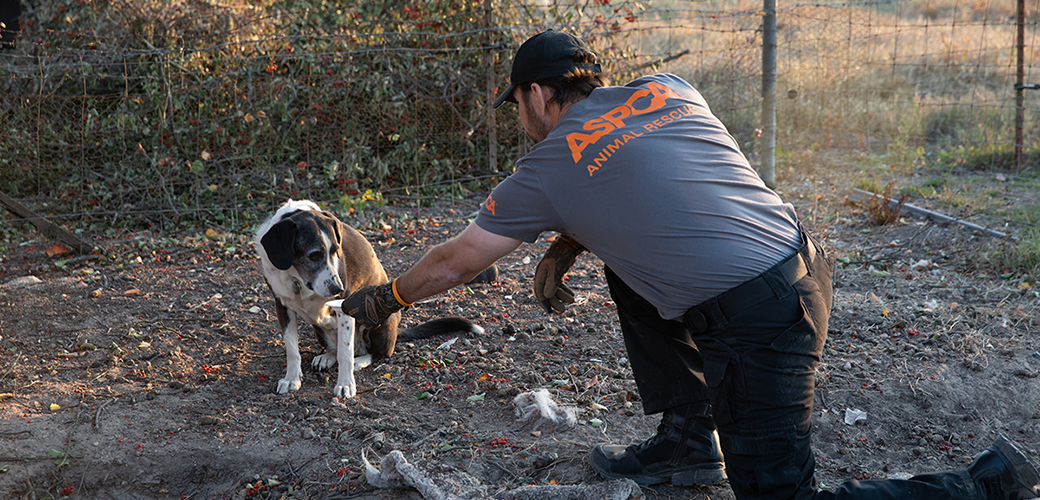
[{"x1": 395, "y1": 222, "x2": 522, "y2": 304}]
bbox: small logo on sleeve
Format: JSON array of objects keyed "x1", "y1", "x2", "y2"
[{"x1": 484, "y1": 195, "x2": 496, "y2": 215}]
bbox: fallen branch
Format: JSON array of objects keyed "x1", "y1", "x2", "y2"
[
  {"x1": 0, "y1": 190, "x2": 101, "y2": 254},
  {"x1": 847, "y1": 188, "x2": 1016, "y2": 240},
  {"x1": 362, "y1": 450, "x2": 642, "y2": 500}
]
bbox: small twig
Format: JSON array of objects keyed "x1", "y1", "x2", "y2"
[
  {"x1": 0, "y1": 455, "x2": 61, "y2": 462},
  {"x1": 137, "y1": 311, "x2": 228, "y2": 324},
  {"x1": 94, "y1": 397, "x2": 115, "y2": 429},
  {"x1": 485, "y1": 456, "x2": 521, "y2": 482},
  {"x1": 0, "y1": 430, "x2": 32, "y2": 438}
]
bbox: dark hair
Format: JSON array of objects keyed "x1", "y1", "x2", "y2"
[{"x1": 518, "y1": 48, "x2": 609, "y2": 106}]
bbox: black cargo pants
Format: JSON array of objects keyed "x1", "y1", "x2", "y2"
[{"x1": 605, "y1": 231, "x2": 980, "y2": 500}]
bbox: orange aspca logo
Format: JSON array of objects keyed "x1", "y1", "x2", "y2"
[
  {"x1": 484, "y1": 194, "x2": 496, "y2": 215},
  {"x1": 566, "y1": 81, "x2": 683, "y2": 164}
]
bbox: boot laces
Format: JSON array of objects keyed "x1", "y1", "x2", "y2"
[{"x1": 629, "y1": 408, "x2": 679, "y2": 454}]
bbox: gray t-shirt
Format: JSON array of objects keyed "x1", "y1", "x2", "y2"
[{"x1": 476, "y1": 73, "x2": 801, "y2": 320}]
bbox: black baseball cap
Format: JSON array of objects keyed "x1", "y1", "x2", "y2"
[{"x1": 493, "y1": 30, "x2": 603, "y2": 109}]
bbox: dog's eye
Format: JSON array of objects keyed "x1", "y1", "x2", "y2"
[{"x1": 308, "y1": 251, "x2": 323, "y2": 262}]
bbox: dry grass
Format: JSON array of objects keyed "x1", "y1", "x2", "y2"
[{"x1": 624, "y1": 0, "x2": 1040, "y2": 158}]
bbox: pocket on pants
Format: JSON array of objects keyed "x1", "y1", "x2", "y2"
[
  {"x1": 768, "y1": 314, "x2": 825, "y2": 360},
  {"x1": 736, "y1": 316, "x2": 822, "y2": 429},
  {"x1": 704, "y1": 354, "x2": 743, "y2": 428},
  {"x1": 749, "y1": 423, "x2": 816, "y2": 498}
]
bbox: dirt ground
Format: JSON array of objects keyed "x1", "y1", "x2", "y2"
[{"x1": 1, "y1": 173, "x2": 1039, "y2": 500}]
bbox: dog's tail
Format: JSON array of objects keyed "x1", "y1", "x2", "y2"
[{"x1": 398, "y1": 317, "x2": 484, "y2": 342}]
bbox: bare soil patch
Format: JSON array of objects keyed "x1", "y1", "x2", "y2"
[{"x1": 1, "y1": 177, "x2": 1038, "y2": 500}]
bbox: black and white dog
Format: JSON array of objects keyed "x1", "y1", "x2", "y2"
[{"x1": 255, "y1": 199, "x2": 485, "y2": 397}]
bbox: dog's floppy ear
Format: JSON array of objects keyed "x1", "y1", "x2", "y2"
[
  {"x1": 260, "y1": 219, "x2": 298, "y2": 271},
  {"x1": 321, "y1": 211, "x2": 342, "y2": 244}
]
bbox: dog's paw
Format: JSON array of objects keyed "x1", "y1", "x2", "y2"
[
  {"x1": 276, "y1": 378, "x2": 302, "y2": 394},
  {"x1": 334, "y1": 381, "x2": 357, "y2": 399},
  {"x1": 354, "y1": 354, "x2": 373, "y2": 371},
  {"x1": 312, "y1": 352, "x2": 337, "y2": 371}
]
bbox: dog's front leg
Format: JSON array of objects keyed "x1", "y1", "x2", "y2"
[
  {"x1": 334, "y1": 311, "x2": 357, "y2": 398},
  {"x1": 278, "y1": 313, "x2": 304, "y2": 394},
  {"x1": 325, "y1": 299, "x2": 357, "y2": 398}
]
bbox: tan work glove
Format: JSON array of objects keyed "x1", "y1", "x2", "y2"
[
  {"x1": 342, "y1": 279, "x2": 409, "y2": 329},
  {"x1": 533, "y1": 235, "x2": 586, "y2": 314}
]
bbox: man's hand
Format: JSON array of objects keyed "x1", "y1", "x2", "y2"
[
  {"x1": 533, "y1": 235, "x2": 586, "y2": 314},
  {"x1": 342, "y1": 280, "x2": 407, "y2": 329}
]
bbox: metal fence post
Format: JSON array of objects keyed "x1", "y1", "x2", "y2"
[{"x1": 761, "y1": 0, "x2": 777, "y2": 188}]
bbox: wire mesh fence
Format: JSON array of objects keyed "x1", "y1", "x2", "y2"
[{"x1": 1, "y1": 0, "x2": 1039, "y2": 231}]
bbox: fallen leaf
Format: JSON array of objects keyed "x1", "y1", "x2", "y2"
[
  {"x1": 584, "y1": 374, "x2": 599, "y2": 390},
  {"x1": 467, "y1": 393, "x2": 485, "y2": 402},
  {"x1": 45, "y1": 244, "x2": 72, "y2": 257},
  {"x1": 49, "y1": 403, "x2": 60, "y2": 411},
  {"x1": 589, "y1": 418, "x2": 603, "y2": 427},
  {"x1": 1019, "y1": 282, "x2": 1032, "y2": 290},
  {"x1": 477, "y1": 374, "x2": 493, "y2": 381},
  {"x1": 124, "y1": 288, "x2": 141, "y2": 295},
  {"x1": 56, "y1": 352, "x2": 88, "y2": 358},
  {"x1": 200, "y1": 150, "x2": 211, "y2": 161}
]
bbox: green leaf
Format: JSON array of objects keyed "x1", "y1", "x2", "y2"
[
  {"x1": 467, "y1": 393, "x2": 485, "y2": 402},
  {"x1": 589, "y1": 418, "x2": 603, "y2": 427},
  {"x1": 48, "y1": 450, "x2": 65, "y2": 458},
  {"x1": 415, "y1": 391, "x2": 431, "y2": 400}
]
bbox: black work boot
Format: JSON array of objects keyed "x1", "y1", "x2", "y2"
[
  {"x1": 589, "y1": 402, "x2": 726, "y2": 486},
  {"x1": 969, "y1": 435, "x2": 1040, "y2": 500}
]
